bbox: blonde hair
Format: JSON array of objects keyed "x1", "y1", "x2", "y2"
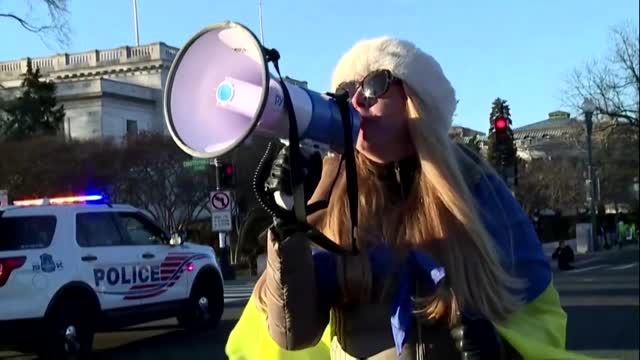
[{"x1": 253, "y1": 94, "x2": 524, "y2": 326}]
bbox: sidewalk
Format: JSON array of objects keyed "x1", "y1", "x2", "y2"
[
  {"x1": 575, "y1": 243, "x2": 639, "y2": 258},
  {"x1": 543, "y1": 239, "x2": 639, "y2": 258}
]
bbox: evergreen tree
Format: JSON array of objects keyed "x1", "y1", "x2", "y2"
[
  {"x1": 489, "y1": 97, "x2": 512, "y2": 125},
  {"x1": 0, "y1": 58, "x2": 66, "y2": 141}
]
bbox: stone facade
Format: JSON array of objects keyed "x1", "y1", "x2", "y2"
[
  {"x1": 511, "y1": 110, "x2": 584, "y2": 160},
  {"x1": 0, "y1": 42, "x2": 179, "y2": 141},
  {"x1": 449, "y1": 125, "x2": 485, "y2": 139},
  {"x1": 458, "y1": 110, "x2": 586, "y2": 161}
]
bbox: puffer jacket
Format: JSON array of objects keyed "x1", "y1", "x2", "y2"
[{"x1": 261, "y1": 144, "x2": 498, "y2": 359}]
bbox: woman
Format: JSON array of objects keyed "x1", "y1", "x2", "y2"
[{"x1": 227, "y1": 37, "x2": 594, "y2": 359}]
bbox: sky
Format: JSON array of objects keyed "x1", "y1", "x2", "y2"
[{"x1": 0, "y1": 0, "x2": 637, "y2": 132}]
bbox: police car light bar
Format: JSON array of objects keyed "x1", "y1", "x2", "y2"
[{"x1": 13, "y1": 194, "x2": 104, "y2": 206}]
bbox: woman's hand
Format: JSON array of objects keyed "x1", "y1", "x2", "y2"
[
  {"x1": 450, "y1": 312, "x2": 506, "y2": 360},
  {"x1": 264, "y1": 145, "x2": 324, "y2": 207}
]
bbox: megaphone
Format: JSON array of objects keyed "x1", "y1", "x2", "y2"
[
  {"x1": 163, "y1": 20, "x2": 361, "y2": 159},
  {"x1": 164, "y1": 21, "x2": 361, "y2": 255}
]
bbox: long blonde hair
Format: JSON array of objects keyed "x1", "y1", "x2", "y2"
[{"x1": 253, "y1": 95, "x2": 524, "y2": 325}]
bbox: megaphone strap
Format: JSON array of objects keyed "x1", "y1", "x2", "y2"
[
  {"x1": 263, "y1": 48, "x2": 360, "y2": 256},
  {"x1": 265, "y1": 49, "x2": 308, "y2": 227},
  {"x1": 335, "y1": 91, "x2": 360, "y2": 253}
]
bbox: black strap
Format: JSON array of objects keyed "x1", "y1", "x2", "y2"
[
  {"x1": 266, "y1": 50, "x2": 307, "y2": 226},
  {"x1": 335, "y1": 93, "x2": 359, "y2": 254},
  {"x1": 265, "y1": 49, "x2": 359, "y2": 256}
]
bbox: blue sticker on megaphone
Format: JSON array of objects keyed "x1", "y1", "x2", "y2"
[{"x1": 216, "y1": 81, "x2": 235, "y2": 104}]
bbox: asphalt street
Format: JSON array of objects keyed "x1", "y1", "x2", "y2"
[
  {"x1": 554, "y1": 245, "x2": 639, "y2": 360},
  {"x1": 1, "y1": 247, "x2": 638, "y2": 360},
  {"x1": 0, "y1": 283, "x2": 254, "y2": 360}
]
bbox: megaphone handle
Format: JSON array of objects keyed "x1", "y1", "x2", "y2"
[
  {"x1": 252, "y1": 141, "x2": 356, "y2": 256},
  {"x1": 252, "y1": 141, "x2": 295, "y2": 220}
]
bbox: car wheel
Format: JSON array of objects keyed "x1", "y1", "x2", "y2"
[
  {"x1": 40, "y1": 298, "x2": 95, "y2": 359},
  {"x1": 178, "y1": 276, "x2": 223, "y2": 331}
]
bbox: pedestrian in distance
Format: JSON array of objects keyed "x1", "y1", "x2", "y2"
[
  {"x1": 226, "y1": 37, "x2": 601, "y2": 360},
  {"x1": 552, "y1": 239, "x2": 576, "y2": 271},
  {"x1": 617, "y1": 220, "x2": 627, "y2": 249}
]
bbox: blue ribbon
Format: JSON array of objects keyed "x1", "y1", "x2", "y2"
[{"x1": 312, "y1": 245, "x2": 445, "y2": 356}]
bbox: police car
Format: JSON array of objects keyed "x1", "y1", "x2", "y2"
[{"x1": 0, "y1": 194, "x2": 224, "y2": 357}]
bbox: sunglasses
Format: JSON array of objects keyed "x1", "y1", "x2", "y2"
[{"x1": 336, "y1": 69, "x2": 402, "y2": 100}]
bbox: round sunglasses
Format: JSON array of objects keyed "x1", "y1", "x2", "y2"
[{"x1": 336, "y1": 69, "x2": 402, "y2": 100}]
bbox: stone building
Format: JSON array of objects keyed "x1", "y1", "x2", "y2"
[
  {"x1": 0, "y1": 42, "x2": 179, "y2": 140},
  {"x1": 451, "y1": 111, "x2": 586, "y2": 161},
  {"x1": 512, "y1": 110, "x2": 584, "y2": 161}
]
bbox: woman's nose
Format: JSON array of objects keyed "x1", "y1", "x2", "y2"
[{"x1": 351, "y1": 87, "x2": 374, "y2": 111}]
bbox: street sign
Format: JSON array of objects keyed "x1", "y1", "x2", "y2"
[
  {"x1": 211, "y1": 191, "x2": 231, "y2": 210},
  {"x1": 183, "y1": 158, "x2": 214, "y2": 171},
  {"x1": 210, "y1": 191, "x2": 233, "y2": 232},
  {"x1": 183, "y1": 158, "x2": 209, "y2": 167}
]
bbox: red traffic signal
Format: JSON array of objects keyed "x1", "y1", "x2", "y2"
[
  {"x1": 494, "y1": 116, "x2": 508, "y2": 132},
  {"x1": 218, "y1": 162, "x2": 234, "y2": 188}
]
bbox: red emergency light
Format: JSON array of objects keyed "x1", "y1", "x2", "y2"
[{"x1": 13, "y1": 194, "x2": 104, "y2": 206}]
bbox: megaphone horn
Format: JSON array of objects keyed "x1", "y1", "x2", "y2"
[{"x1": 163, "y1": 20, "x2": 361, "y2": 159}]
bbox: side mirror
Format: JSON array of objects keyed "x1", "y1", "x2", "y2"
[{"x1": 169, "y1": 233, "x2": 184, "y2": 246}]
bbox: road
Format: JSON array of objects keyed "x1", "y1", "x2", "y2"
[
  {"x1": 0, "y1": 282, "x2": 254, "y2": 360},
  {"x1": 555, "y1": 245, "x2": 639, "y2": 360},
  {"x1": 1, "y1": 248, "x2": 637, "y2": 359}
]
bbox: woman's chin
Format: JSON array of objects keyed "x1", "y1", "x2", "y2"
[{"x1": 355, "y1": 143, "x2": 385, "y2": 164}]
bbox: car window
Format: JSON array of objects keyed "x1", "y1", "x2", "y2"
[
  {"x1": 76, "y1": 212, "x2": 124, "y2": 247},
  {"x1": 0, "y1": 215, "x2": 57, "y2": 251},
  {"x1": 116, "y1": 212, "x2": 166, "y2": 246}
]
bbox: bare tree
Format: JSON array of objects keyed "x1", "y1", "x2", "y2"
[
  {"x1": 0, "y1": 135, "x2": 120, "y2": 200},
  {"x1": 515, "y1": 157, "x2": 586, "y2": 215},
  {"x1": 592, "y1": 125, "x2": 639, "y2": 206},
  {"x1": 517, "y1": 121, "x2": 639, "y2": 214},
  {"x1": 111, "y1": 133, "x2": 211, "y2": 233},
  {"x1": 564, "y1": 21, "x2": 639, "y2": 128},
  {"x1": 0, "y1": 0, "x2": 71, "y2": 47}
]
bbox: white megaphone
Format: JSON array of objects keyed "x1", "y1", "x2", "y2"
[{"x1": 163, "y1": 21, "x2": 361, "y2": 159}]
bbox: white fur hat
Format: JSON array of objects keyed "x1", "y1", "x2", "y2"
[{"x1": 331, "y1": 37, "x2": 457, "y2": 137}]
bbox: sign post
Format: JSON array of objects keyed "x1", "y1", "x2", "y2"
[
  {"x1": 212, "y1": 158, "x2": 235, "y2": 280},
  {"x1": 0, "y1": 190, "x2": 8, "y2": 208}
]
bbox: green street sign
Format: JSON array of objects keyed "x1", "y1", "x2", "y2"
[{"x1": 183, "y1": 159, "x2": 210, "y2": 168}]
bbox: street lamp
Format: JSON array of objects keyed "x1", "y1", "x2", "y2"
[{"x1": 582, "y1": 98, "x2": 597, "y2": 252}]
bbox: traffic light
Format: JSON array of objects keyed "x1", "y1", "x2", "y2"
[
  {"x1": 494, "y1": 116, "x2": 508, "y2": 134},
  {"x1": 492, "y1": 115, "x2": 511, "y2": 145},
  {"x1": 217, "y1": 162, "x2": 234, "y2": 188},
  {"x1": 490, "y1": 114, "x2": 517, "y2": 185}
]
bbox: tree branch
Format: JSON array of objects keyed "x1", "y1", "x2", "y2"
[
  {"x1": 562, "y1": 21, "x2": 639, "y2": 128},
  {"x1": 0, "y1": 0, "x2": 71, "y2": 48},
  {"x1": 0, "y1": 13, "x2": 53, "y2": 32}
]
